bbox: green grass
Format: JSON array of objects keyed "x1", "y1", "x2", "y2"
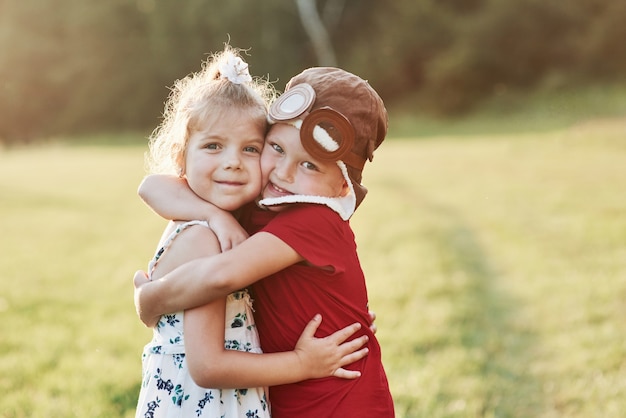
[
  {"x1": 388, "y1": 83, "x2": 626, "y2": 138},
  {"x1": 1, "y1": 117, "x2": 626, "y2": 417}
]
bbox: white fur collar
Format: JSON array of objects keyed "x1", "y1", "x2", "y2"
[{"x1": 258, "y1": 161, "x2": 356, "y2": 221}]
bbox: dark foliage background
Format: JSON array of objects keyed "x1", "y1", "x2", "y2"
[{"x1": 1, "y1": 0, "x2": 625, "y2": 143}]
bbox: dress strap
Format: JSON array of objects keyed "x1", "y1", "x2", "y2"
[{"x1": 148, "y1": 220, "x2": 209, "y2": 280}]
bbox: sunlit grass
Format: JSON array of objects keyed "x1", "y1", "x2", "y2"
[
  {"x1": 1, "y1": 118, "x2": 625, "y2": 417},
  {"x1": 0, "y1": 144, "x2": 160, "y2": 417},
  {"x1": 353, "y1": 117, "x2": 626, "y2": 417}
]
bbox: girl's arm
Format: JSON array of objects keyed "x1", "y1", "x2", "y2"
[
  {"x1": 135, "y1": 231, "x2": 301, "y2": 325},
  {"x1": 151, "y1": 223, "x2": 367, "y2": 387},
  {"x1": 185, "y1": 299, "x2": 368, "y2": 388},
  {"x1": 138, "y1": 174, "x2": 248, "y2": 251},
  {"x1": 133, "y1": 229, "x2": 380, "y2": 333}
]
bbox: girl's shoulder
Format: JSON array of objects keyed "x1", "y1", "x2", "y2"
[{"x1": 150, "y1": 220, "x2": 221, "y2": 281}]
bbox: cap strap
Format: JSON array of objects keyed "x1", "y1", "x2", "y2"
[{"x1": 340, "y1": 151, "x2": 366, "y2": 170}]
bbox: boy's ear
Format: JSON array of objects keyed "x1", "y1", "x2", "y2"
[{"x1": 340, "y1": 180, "x2": 350, "y2": 197}]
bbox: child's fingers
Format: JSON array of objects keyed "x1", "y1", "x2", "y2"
[
  {"x1": 368, "y1": 310, "x2": 377, "y2": 334},
  {"x1": 333, "y1": 367, "x2": 362, "y2": 380},
  {"x1": 329, "y1": 322, "x2": 362, "y2": 344},
  {"x1": 333, "y1": 337, "x2": 369, "y2": 380},
  {"x1": 300, "y1": 314, "x2": 323, "y2": 338},
  {"x1": 133, "y1": 270, "x2": 149, "y2": 288},
  {"x1": 340, "y1": 346, "x2": 369, "y2": 366},
  {"x1": 369, "y1": 310, "x2": 376, "y2": 322},
  {"x1": 338, "y1": 334, "x2": 369, "y2": 354},
  {"x1": 217, "y1": 236, "x2": 233, "y2": 252}
]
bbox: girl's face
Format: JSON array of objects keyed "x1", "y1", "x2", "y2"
[
  {"x1": 260, "y1": 123, "x2": 348, "y2": 211},
  {"x1": 183, "y1": 109, "x2": 265, "y2": 211}
]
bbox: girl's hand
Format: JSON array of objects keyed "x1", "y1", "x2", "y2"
[
  {"x1": 294, "y1": 314, "x2": 369, "y2": 380},
  {"x1": 208, "y1": 211, "x2": 249, "y2": 252}
]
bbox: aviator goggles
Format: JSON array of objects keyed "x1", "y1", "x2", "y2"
[{"x1": 268, "y1": 84, "x2": 366, "y2": 170}]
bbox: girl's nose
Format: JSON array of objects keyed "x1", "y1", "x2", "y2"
[{"x1": 223, "y1": 150, "x2": 242, "y2": 169}]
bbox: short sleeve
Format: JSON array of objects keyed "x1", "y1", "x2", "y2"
[{"x1": 261, "y1": 204, "x2": 355, "y2": 274}]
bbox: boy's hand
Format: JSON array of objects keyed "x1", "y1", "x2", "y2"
[
  {"x1": 133, "y1": 270, "x2": 159, "y2": 328},
  {"x1": 208, "y1": 212, "x2": 249, "y2": 251},
  {"x1": 294, "y1": 314, "x2": 369, "y2": 380},
  {"x1": 369, "y1": 309, "x2": 377, "y2": 334}
]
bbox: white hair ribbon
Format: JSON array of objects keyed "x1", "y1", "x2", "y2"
[{"x1": 219, "y1": 55, "x2": 252, "y2": 85}]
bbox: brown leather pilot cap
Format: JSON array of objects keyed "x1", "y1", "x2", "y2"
[{"x1": 284, "y1": 67, "x2": 388, "y2": 209}]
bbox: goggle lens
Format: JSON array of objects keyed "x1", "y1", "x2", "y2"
[
  {"x1": 300, "y1": 108, "x2": 355, "y2": 163},
  {"x1": 269, "y1": 83, "x2": 363, "y2": 169}
]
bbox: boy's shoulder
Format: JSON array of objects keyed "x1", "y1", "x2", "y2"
[
  {"x1": 272, "y1": 204, "x2": 352, "y2": 234},
  {"x1": 280, "y1": 202, "x2": 343, "y2": 219}
]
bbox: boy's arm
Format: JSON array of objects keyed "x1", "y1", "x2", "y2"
[
  {"x1": 138, "y1": 174, "x2": 248, "y2": 251},
  {"x1": 185, "y1": 302, "x2": 368, "y2": 388},
  {"x1": 134, "y1": 232, "x2": 302, "y2": 326}
]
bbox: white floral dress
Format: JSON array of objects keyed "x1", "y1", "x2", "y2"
[{"x1": 135, "y1": 221, "x2": 270, "y2": 418}]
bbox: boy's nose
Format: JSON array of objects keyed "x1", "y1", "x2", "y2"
[{"x1": 274, "y1": 161, "x2": 294, "y2": 182}]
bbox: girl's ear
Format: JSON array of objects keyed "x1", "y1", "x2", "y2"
[
  {"x1": 174, "y1": 144, "x2": 186, "y2": 177},
  {"x1": 176, "y1": 158, "x2": 186, "y2": 178}
]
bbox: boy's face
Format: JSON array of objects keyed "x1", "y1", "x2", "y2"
[
  {"x1": 260, "y1": 123, "x2": 348, "y2": 211},
  {"x1": 184, "y1": 109, "x2": 265, "y2": 211}
]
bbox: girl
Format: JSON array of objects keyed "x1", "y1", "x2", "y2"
[{"x1": 135, "y1": 51, "x2": 369, "y2": 418}]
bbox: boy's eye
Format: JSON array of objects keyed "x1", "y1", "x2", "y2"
[
  {"x1": 205, "y1": 143, "x2": 220, "y2": 150},
  {"x1": 270, "y1": 143, "x2": 284, "y2": 154}
]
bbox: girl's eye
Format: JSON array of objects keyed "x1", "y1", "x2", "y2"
[
  {"x1": 302, "y1": 161, "x2": 319, "y2": 171},
  {"x1": 205, "y1": 143, "x2": 220, "y2": 150},
  {"x1": 244, "y1": 145, "x2": 261, "y2": 154}
]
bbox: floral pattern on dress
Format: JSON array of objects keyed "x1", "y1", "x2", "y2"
[{"x1": 135, "y1": 221, "x2": 270, "y2": 418}]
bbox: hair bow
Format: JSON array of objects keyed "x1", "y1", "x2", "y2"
[{"x1": 219, "y1": 55, "x2": 252, "y2": 85}]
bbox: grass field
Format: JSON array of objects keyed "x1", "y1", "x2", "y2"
[{"x1": 1, "y1": 117, "x2": 625, "y2": 417}]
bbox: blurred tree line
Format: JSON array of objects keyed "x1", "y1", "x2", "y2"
[{"x1": 1, "y1": 0, "x2": 625, "y2": 143}]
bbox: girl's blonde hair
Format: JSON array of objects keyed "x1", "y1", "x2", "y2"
[{"x1": 146, "y1": 46, "x2": 275, "y2": 175}]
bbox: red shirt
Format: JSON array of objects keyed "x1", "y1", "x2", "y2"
[{"x1": 243, "y1": 203, "x2": 395, "y2": 417}]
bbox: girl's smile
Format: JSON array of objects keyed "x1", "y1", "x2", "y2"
[{"x1": 184, "y1": 109, "x2": 265, "y2": 212}]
